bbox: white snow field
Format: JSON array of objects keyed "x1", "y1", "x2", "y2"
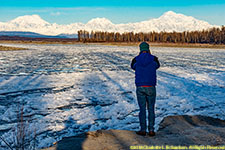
[{"x1": 0, "y1": 44, "x2": 225, "y2": 149}]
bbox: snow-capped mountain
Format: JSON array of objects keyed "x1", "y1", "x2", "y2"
[
  {"x1": 0, "y1": 11, "x2": 218, "y2": 36},
  {"x1": 10, "y1": 15, "x2": 50, "y2": 26}
]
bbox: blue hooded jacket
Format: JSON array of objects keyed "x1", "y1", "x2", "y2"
[{"x1": 131, "y1": 51, "x2": 160, "y2": 86}]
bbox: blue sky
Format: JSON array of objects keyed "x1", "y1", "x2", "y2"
[{"x1": 0, "y1": 0, "x2": 225, "y2": 25}]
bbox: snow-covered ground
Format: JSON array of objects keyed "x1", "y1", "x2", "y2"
[{"x1": 0, "y1": 44, "x2": 225, "y2": 149}]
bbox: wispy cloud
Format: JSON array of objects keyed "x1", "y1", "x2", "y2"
[{"x1": 50, "y1": 12, "x2": 61, "y2": 16}]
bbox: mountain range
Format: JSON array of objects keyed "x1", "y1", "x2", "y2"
[
  {"x1": 0, "y1": 31, "x2": 75, "y2": 38},
  {"x1": 0, "y1": 11, "x2": 218, "y2": 37}
]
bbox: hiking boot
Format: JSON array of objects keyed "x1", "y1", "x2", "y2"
[
  {"x1": 148, "y1": 131, "x2": 155, "y2": 136},
  {"x1": 136, "y1": 130, "x2": 146, "y2": 136}
]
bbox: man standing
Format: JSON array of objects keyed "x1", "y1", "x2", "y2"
[{"x1": 131, "y1": 42, "x2": 160, "y2": 136}]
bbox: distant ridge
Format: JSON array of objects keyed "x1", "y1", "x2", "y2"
[
  {"x1": 0, "y1": 31, "x2": 70, "y2": 38},
  {"x1": 0, "y1": 11, "x2": 218, "y2": 36}
]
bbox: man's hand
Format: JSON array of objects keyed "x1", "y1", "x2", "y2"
[
  {"x1": 131, "y1": 57, "x2": 137, "y2": 70},
  {"x1": 154, "y1": 56, "x2": 160, "y2": 69}
]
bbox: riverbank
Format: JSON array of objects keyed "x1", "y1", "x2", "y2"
[
  {"x1": 0, "y1": 45, "x2": 27, "y2": 51},
  {"x1": 42, "y1": 115, "x2": 225, "y2": 150},
  {"x1": 1, "y1": 40, "x2": 225, "y2": 49},
  {"x1": 91, "y1": 42, "x2": 225, "y2": 49}
]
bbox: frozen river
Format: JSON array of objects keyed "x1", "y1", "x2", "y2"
[
  {"x1": 0, "y1": 44, "x2": 225, "y2": 75},
  {"x1": 0, "y1": 43, "x2": 225, "y2": 149}
]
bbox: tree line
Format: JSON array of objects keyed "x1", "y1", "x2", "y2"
[{"x1": 78, "y1": 26, "x2": 225, "y2": 44}]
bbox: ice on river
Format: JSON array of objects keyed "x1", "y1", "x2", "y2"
[{"x1": 0, "y1": 44, "x2": 225, "y2": 149}]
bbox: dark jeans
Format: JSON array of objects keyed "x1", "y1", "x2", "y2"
[{"x1": 136, "y1": 86, "x2": 156, "y2": 132}]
